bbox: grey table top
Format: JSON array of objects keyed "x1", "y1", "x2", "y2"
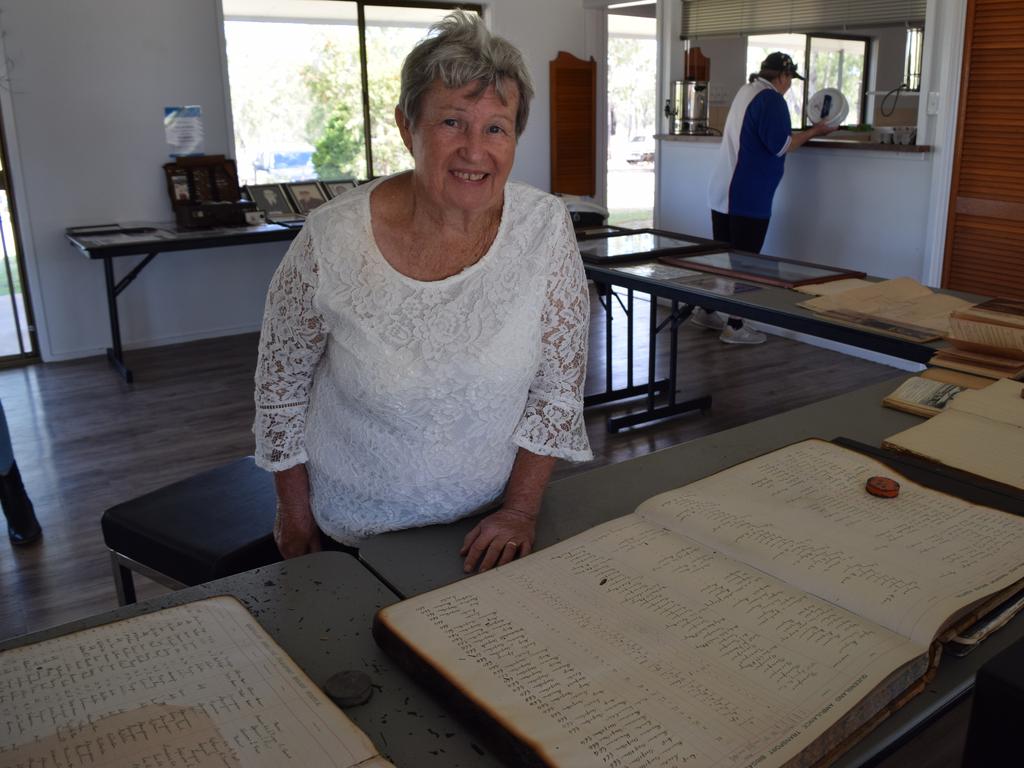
[
  {"x1": 0, "y1": 552, "x2": 502, "y2": 768},
  {"x1": 359, "y1": 373, "x2": 1024, "y2": 767}
]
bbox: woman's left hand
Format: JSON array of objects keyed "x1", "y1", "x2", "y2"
[{"x1": 460, "y1": 507, "x2": 537, "y2": 573}]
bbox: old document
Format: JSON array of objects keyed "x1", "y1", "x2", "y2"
[
  {"x1": 792, "y1": 278, "x2": 876, "y2": 297},
  {"x1": 377, "y1": 440, "x2": 1024, "y2": 768},
  {"x1": 0, "y1": 596, "x2": 390, "y2": 768},
  {"x1": 637, "y1": 440, "x2": 1024, "y2": 646},
  {"x1": 380, "y1": 513, "x2": 928, "y2": 768},
  {"x1": 884, "y1": 378, "x2": 1024, "y2": 491},
  {"x1": 798, "y1": 277, "x2": 973, "y2": 336}
]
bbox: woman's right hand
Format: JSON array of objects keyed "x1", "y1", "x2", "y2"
[
  {"x1": 273, "y1": 464, "x2": 322, "y2": 558},
  {"x1": 274, "y1": 500, "x2": 322, "y2": 558}
]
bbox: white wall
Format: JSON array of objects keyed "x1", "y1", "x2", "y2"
[
  {"x1": 656, "y1": 141, "x2": 932, "y2": 279},
  {"x1": 489, "y1": 0, "x2": 588, "y2": 188},
  {"x1": 0, "y1": 0, "x2": 588, "y2": 362}
]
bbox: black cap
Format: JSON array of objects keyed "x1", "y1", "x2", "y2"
[{"x1": 760, "y1": 52, "x2": 804, "y2": 80}]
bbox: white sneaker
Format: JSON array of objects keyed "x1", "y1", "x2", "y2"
[
  {"x1": 690, "y1": 307, "x2": 726, "y2": 331},
  {"x1": 720, "y1": 324, "x2": 767, "y2": 345}
]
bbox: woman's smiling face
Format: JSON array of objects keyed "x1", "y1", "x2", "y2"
[{"x1": 398, "y1": 80, "x2": 519, "y2": 217}]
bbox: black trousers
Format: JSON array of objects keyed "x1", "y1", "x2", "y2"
[
  {"x1": 706, "y1": 210, "x2": 771, "y2": 329},
  {"x1": 711, "y1": 209, "x2": 770, "y2": 254}
]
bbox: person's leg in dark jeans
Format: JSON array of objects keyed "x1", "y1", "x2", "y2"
[
  {"x1": 694, "y1": 211, "x2": 767, "y2": 343},
  {"x1": 0, "y1": 400, "x2": 41, "y2": 545},
  {"x1": 711, "y1": 209, "x2": 731, "y2": 242},
  {"x1": 728, "y1": 213, "x2": 769, "y2": 254}
]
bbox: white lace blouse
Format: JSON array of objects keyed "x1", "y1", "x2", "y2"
[{"x1": 253, "y1": 178, "x2": 593, "y2": 544}]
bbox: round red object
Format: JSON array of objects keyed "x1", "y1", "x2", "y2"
[{"x1": 866, "y1": 476, "x2": 900, "y2": 498}]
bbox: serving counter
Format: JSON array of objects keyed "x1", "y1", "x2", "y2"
[{"x1": 654, "y1": 133, "x2": 936, "y2": 282}]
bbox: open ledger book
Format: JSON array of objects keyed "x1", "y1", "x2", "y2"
[
  {"x1": 0, "y1": 596, "x2": 393, "y2": 768},
  {"x1": 883, "y1": 377, "x2": 1024, "y2": 493},
  {"x1": 375, "y1": 440, "x2": 1024, "y2": 768}
]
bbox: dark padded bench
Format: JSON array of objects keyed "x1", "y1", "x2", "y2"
[{"x1": 101, "y1": 457, "x2": 281, "y2": 605}]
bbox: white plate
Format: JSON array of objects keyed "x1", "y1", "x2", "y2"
[{"x1": 807, "y1": 88, "x2": 849, "y2": 127}]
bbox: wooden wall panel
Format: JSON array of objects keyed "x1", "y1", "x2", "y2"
[
  {"x1": 942, "y1": 0, "x2": 1024, "y2": 299},
  {"x1": 549, "y1": 51, "x2": 596, "y2": 197}
]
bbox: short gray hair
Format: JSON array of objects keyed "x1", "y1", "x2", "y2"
[{"x1": 399, "y1": 10, "x2": 534, "y2": 138}]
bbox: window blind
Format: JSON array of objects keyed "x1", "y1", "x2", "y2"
[{"x1": 681, "y1": 0, "x2": 927, "y2": 38}]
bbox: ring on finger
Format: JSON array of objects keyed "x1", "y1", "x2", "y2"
[{"x1": 505, "y1": 540, "x2": 519, "y2": 549}]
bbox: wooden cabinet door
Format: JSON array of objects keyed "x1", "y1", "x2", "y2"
[{"x1": 942, "y1": 0, "x2": 1024, "y2": 299}]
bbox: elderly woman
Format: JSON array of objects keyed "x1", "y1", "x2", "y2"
[{"x1": 253, "y1": 11, "x2": 592, "y2": 573}]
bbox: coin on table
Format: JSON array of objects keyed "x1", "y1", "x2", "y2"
[
  {"x1": 866, "y1": 476, "x2": 900, "y2": 498},
  {"x1": 324, "y1": 670, "x2": 374, "y2": 707}
]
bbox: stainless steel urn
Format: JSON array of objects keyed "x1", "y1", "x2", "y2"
[{"x1": 666, "y1": 80, "x2": 710, "y2": 135}]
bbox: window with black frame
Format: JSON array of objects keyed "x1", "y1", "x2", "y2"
[
  {"x1": 746, "y1": 33, "x2": 869, "y2": 129},
  {"x1": 221, "y1": 0, "x2": 481, "y2": 186}
]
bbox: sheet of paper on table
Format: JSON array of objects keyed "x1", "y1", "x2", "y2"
[
  {"x1": 792, "y1": 277, "x2": 876, "y2": 296},
  {"x1": 0, "y1": 596, "x2": 392, "y2": 768},
  {"x1": 797, "y1": 277, "x2": 975, "y2": 336}
]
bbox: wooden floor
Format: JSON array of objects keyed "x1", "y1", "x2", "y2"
[{"x1": 0, "y1": 288, "x2": 900, "y2": 640}]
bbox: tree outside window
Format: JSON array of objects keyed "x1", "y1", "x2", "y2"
[
  {"x1": 747, "y1": 33, "x2": 867, "y2": 129},
  {"x1": 222, "y1": 1, "x2": 475, "y2": 185}
]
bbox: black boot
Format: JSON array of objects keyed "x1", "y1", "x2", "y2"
[{"x1": 0, "y1": 461, "x2": 41, "y2": 545}]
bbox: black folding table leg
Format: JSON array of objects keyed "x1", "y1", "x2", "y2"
[
  {"x1": 605, "y1": 297, "x2": 711, "y2": 433},
  {"x1": 103, "y1": 256, "x2": 133, "y2": 383},
  {"x1": 585, "y1": 283, "x2": 669, "y2": 408}
]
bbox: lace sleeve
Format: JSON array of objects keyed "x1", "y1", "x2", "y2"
[
  {"x1": 512, "y1": 205, "x2": 593, "y2": 462},
  {"x1": 252, "y1": 227, "x2": 326, "y2": 471}
]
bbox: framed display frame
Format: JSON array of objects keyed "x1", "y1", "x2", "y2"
[
  {"x1": 162, "y1": 155, "x2": 240, "y2": 208},
  {"x1": 575, "y1": 228, "x2": 720, "y2": 265},
  {"x1": 660, "y1": 250, "x2": 866, "y2": 289},
  {"x1": 321, "y1": 179, "x2": 358, "y2": 198},
  {"x1": 286, "y1": 182, "x2": 328, "y2": 214},
  {"x1": 612, "y1": 261, "x2": 763, "y2": 296},
  {"x1": 245, "y1": 184, "x2": 296, "y2": 218}
]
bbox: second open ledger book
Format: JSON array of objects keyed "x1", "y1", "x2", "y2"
[{"x1": 374, "y1": 440, "x2": 1024, "y2": 768}]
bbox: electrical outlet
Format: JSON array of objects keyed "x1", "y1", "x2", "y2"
[
  {"x1": 927, "y1": 91, "x2": 940, "y2": 115},
  {"x1": 710, "y1": 84, "x2": 729, "y2": 105}
]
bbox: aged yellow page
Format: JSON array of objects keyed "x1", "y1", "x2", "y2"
[
  {"x1": 883, "y1": 378, "x2": 1024, "y2": 491},
  {"x1": 943, "y1": 377, "x2": 1024, "y2": 427},
  {"x1": 379, "y1": 514, "x2": 927, "y2": 768},
  {"x1": 920, "y1": 367, "x2": 994, "y2": 389},
  {"x1": 798, "y1": 277, "x2": 974, "y2": 335},
  {"x1": 792, "y1": 278, "x2": 876, "y2": 296},
  {"x1": 0, "y1": 596, "x2": 389, "y2": 768},
  {"x1": 636, "y1": 440, "x2": 1024, "y2": 646},
  {"x1": 950, "y1": 314, "x2": 1024, "y2": 351}
]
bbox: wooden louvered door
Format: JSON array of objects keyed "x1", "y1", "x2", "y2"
[
  {"x1": 550, "y1": 51, "x2": 596, "y2": 196},
  {"x1": 942, "y1": 0, "x2": 1024, "y2": 299}
]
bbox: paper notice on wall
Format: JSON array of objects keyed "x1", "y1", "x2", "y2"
[{"x1": 164, "y1": 105, "x2": 205, "y2": 156}]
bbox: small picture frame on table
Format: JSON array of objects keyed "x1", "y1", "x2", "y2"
[
  {"x1": 170, "y1": 172, "x2": 191, "y2": 203},
  {"x1": 286, "y1": 182, "x2": 329, "y2": 214},
  {"x1": 245, "y1": 184, "x2": 295, "y2": 218},
  {"x1": 321, "y1": 179, "x2": 358, "y2": 199},
  {"x1": 659, "y1": 250, "x2": 866, "y2": 289}
]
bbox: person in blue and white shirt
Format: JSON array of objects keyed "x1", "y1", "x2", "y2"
[{"x1": 694, "y1": 52, "x2": 835, "y2": 344}]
